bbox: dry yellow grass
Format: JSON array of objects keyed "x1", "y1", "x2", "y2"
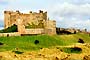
[{"x1": 0, "y1": 43, "x2": 90, "y2": 60}]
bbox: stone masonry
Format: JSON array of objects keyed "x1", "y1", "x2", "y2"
[{"x1": 4, "y1": 10, "x2": 56, "y2": 35}]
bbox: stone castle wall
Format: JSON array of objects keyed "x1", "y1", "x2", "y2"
[
  {"x1": 25, "y1": 29, "x2": 45, "y2": 34},
  {"x1": 45, "y1": 20, "x2": 56, "y2": 34},
  {"x1": 4, "y1": 10, "x2": 47, "y2": 28},
  {"x1": 0, "y1": 32, "x2": 21, "y2": 37},
  {"x1": 4, "y1": 10, "x2": 56, "y2": 35}
]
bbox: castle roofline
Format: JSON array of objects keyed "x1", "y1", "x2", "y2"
[{"x1": 4, "y1": 10, "x2": 47, "y2": 14}]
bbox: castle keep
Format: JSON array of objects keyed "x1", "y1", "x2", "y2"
[{"x1": 4, "y1": 10, "x2": 56, "y2": 35}]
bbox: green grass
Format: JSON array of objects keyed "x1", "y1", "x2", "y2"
[
  {"x1": 0, "y1": 33, "x2": 90, "y2": 52},
  {"x1": 0, "y1": 35, "x2": 64, "y2": 51}
]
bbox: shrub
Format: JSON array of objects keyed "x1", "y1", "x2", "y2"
[
  {"x1": 0, "y1": 42, "x2": 4, "y2": 45},
  {"x1": 0, "y1": 24, "x2": 18, "y2": 33},
  {"x1": 62, "y1": 47, "x2": 82, "y2": 53},
  {"x1": 78, "y1": 38, "x2": 84, "y2": 43},
  {"x1": 34, "y1": 40, "x2": 39, "y2": 44},
  {"x1": 12, "y1": 51, "x2": 23, "y2": 54}
]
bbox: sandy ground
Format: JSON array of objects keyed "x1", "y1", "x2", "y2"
[{"x1": 0, "y1": 43, "x2": 90, "y2": 60}]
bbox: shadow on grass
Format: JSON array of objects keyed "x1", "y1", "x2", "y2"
[
  {"x1": 61, "y1": 47, "x2": 82, "y2": 54},
  {"x1": 0, "y1": 42, "x2": 4, "y2": 45},
  {"x1": 12, "y1": 51, "x2": 24, "y2": 54}
]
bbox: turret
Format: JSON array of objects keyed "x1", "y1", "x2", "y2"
[{"x1": 4, "y1": 11, "x2": 11, "y2": 14}]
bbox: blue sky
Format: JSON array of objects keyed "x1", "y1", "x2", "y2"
[{"x1": 0, "y1": 0, "x2": 90, "y2": 31}]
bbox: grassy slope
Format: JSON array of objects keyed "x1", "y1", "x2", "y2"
[{"x1": 0, "y1": 33, "x2": 90, "y2": 52}]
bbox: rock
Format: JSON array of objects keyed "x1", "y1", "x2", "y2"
[
  {"x1": 61, "y1": 57, "x2": 69, "y2": 60},
  {"x1": 83, "y1": 55, "x2": 90, "y2": 60},
  {"x1": 55, "y1": 57, "x2": 59, "y2": 60},
  {"x1": 0, "y1": 56, "x2": 2, "y2": 59}
]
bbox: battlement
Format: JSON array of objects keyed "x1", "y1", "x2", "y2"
[
  {"x1": 29, "y1": 10, "x2": 47, "y2": 14},
  {"x1": 4, "y1": 10, "x2": 47, "y2": 15},
  {"x1": 4, "y1": 10, "x2": 20, "y2": 15},
  {"x1": 4, "y1": 11, "x2": 12, "y2": 14}
]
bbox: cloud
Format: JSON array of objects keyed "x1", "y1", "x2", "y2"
[
  {"x1": 57, "y1": 17, "x2": 90, "y2": 29},
  {"x1": 57, "y1": 0, "x2": 90, "y2": 4},
  {"x1": 47, "y1": 2, "x2": 90, "y2": 30},
  {"x1": 49, "y1": 3, "x2": 90, "y2": 17}
]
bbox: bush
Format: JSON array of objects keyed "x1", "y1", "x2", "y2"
[
  {"x1": 0, "y1": 42, "x2": 4, "y2": 45},
  {"x1": 12, "y1": 51, "x2": 23, "y2": 54},
  {"x1": 34, "y1": 40, "x2": 39, "y2": 44},
  {"x1": 62, "y1": 47, "x2": 82, "y2": 53},
  {"x1": 0, "y1": 24, "x2": 18, "y2": 33},
  {"x1": 78, "y1": 38, "x2": 84, "y2": 43}
]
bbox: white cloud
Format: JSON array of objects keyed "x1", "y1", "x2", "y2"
[
  {"x1": 56, "y1": 17, "x2": 90, "y2": 30},
  {"x1": 49, "y1": 3, "x2": 90, "y2": 17},
  {"x1": 47, "y1": 2, "x2": 90, "y2": 30},
  {"x1": 57, "y1": 0, "x2": 90, "y2": 4}
]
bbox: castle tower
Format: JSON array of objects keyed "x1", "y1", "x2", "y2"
[
  {"x1": 4, "y1": 11, "x2": 11, "y2": 28},
  {"x1": 45, "y1": 20, "x2": 56, "y2": 35},
  {"x1": 17, "y1": 19, "x2": 25, "y2": 34}
]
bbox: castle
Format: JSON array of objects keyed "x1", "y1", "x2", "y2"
[{"x1": 4, "y1": 10, "x2": 56, "y2": 35}]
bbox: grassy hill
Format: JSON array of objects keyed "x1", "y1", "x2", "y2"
[{"x1": 0, "y1": 33, "x2": 90, "y2": 52}]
